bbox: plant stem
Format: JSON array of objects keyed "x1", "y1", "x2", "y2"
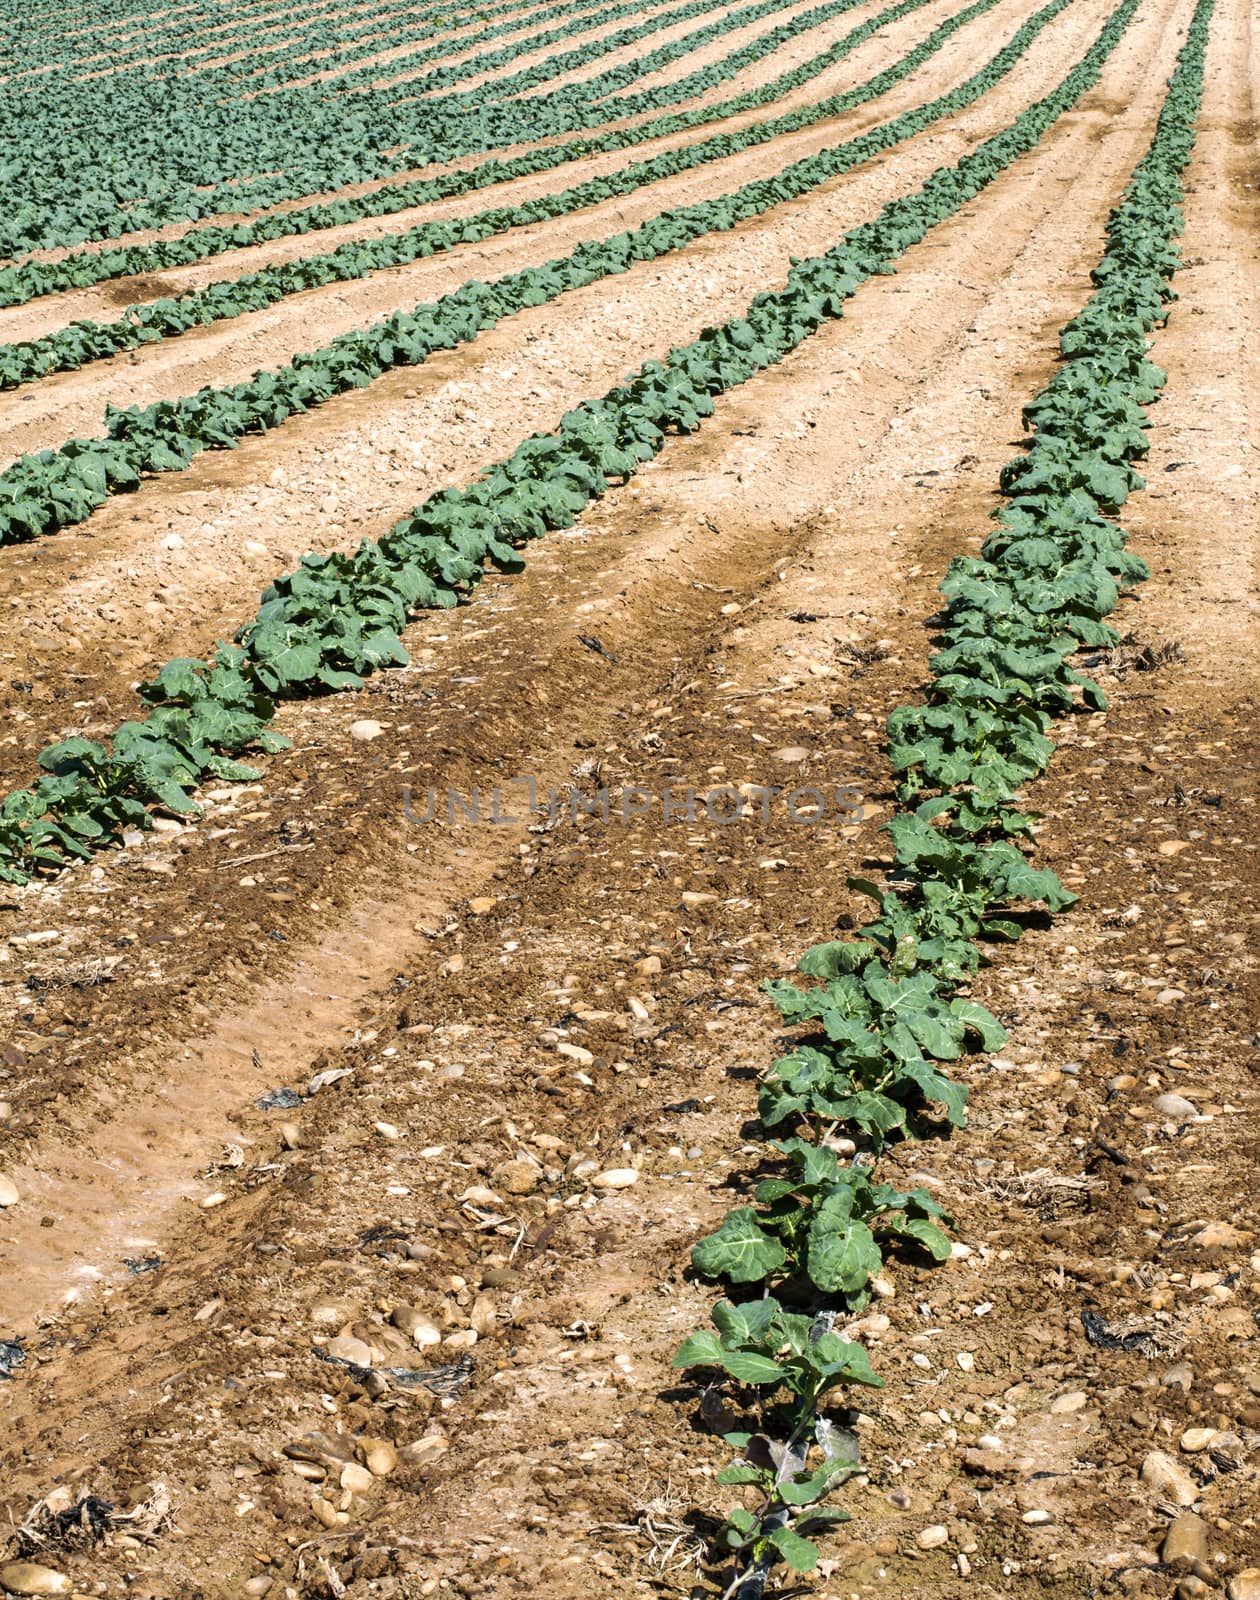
[{"x1": 721, "y1": 1400, "x2": 818, "y2": 1600}]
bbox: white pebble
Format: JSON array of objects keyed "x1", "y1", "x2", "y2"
[{"x1": 592, "y1": 1168, "x2": 639, "y2": 1189}]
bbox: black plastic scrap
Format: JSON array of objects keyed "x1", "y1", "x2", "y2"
[
  {"x1": 1081, "y1": 1309, "x2": 1156, "y2": 1355},
  {"x1": 257, "y1": 1086, "x2": 305, "y2": 1110},
  {"x1": 312, "y1": 1346, "x2": 475, "y2": 1396},
  {"x1": 53, "y1": 1496, "x2": 116, "y2": 1542},
  {"x1": 0, "y1": 1337, "x2": 25, "y2": 1378},
  {"x1": 357, "y1": 1225, "x2": 409, "y2": 1250},
  {"x1": 123, "y1": 1255, "x2": 164, "y2": 1275}
]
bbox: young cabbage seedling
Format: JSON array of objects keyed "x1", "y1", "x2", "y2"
[{"x1": 675, "y1": 1298, "x2": 882, "y2": 1595}]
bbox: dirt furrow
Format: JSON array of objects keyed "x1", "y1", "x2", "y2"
[{"x1": 1114, "y1": 0, "x2": 1259, "y2": 679}]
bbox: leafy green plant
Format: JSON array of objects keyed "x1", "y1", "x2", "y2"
[
  {"x1": 757, "y1": 952, "x2": 1003, "y2": 1145},
  {"x1": 692, "y1": 1140, "x2": 951, "y2": 1298},
  {"x1": 675, "y1": 1298, "x2": 880, "y2": 1586}
]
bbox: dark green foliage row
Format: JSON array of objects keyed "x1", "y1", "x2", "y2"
[
  {"x1": 0, "y1": 0, "x2": 1016, "y2": 391},
  {"x1": 0, "y1": 0, "x2": 907, "y2": 306}
]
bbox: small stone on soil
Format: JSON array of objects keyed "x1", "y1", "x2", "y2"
[
  {"x1": 492, "y1": 1158, "x2": 541, "y2": 1195},
  {"x1": 1140, "y1": 1450, "x2": 1199, "y2": 1507},
  {"x1": 339, "y1": 1463, "x2": 374, "y2": 1494},
  {"x1": 362, "y1": 1440, "x2": 397, "y2": 1477},
  {"x1": 592, "y1": 1167, "x2": 639, "y2": 1188},
  {"x1": 0, "y1": 1563, "x2": 70, "y2": 1597},
  {"x1": 469, "y1": 1294, "x2": 496, "y2": 1336},
  {"x1": 1153, "y1": 1093, "x2": 1198, "y2": 1119},
  {"x1": 399, "y1": 1432, "x2": 448, "y2": 1466},
  {"x1": 1192, "y1": 1222, "x2": 1247, "y2": 1249},
  {"x1": 311, "y1": 1494, "x2": 342, "y2": 1529},
  {"x1": 326, "y1": 1334, "x2": 373, "y2": 1366},
  {"x1": 1162, "y1": 1513, "x2": 1210, "y2": 1567}
]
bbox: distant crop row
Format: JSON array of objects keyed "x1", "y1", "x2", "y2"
[
  {"x1": 0, "y1": 0, "x2": 910, "y2": 306},
  {"x1": 0, "y1": 0, "x2": 812, "y2": 255},
  {"x1": 42, "y1": 0, "x2": 549, "y2": 85},
  {"x1": 0, "y1": 0, "x2": 1017, "y2": 391},
  {"x1": 6, "y1": 0, "x2": 527, "y2": 80}
]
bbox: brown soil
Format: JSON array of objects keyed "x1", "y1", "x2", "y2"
[{"x1": 0, "y1": 0, "x2": 1256, "y2": 1598}]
